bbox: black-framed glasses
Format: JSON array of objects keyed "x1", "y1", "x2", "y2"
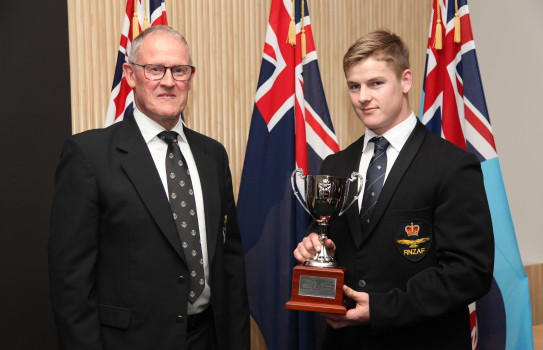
[{"x1": 130, "y1": 62, "x2": 195, "y2": 81}]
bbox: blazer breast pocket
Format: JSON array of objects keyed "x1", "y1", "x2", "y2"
[{"x1": 98, "y1": 304, "x2": 132, "y2": 329}]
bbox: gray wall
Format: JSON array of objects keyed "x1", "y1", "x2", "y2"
[{"x1": 470, "y1": 0, "x2": 543, "y2": 264}]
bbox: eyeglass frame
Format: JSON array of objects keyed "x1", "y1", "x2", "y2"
[{"x1": 129, "y1": 62, "x2": 195, "y2": 81}]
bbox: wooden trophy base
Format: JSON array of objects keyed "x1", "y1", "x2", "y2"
[{"x1": 285, "y1": 265, "x2": 347, "y2": 314}]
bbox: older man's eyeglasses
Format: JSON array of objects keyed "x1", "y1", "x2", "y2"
[{"x1": 130, "y1": 62, "x2": 195, "y2": 81}]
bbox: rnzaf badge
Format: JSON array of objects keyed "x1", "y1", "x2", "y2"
[{"x1": 394, "y1": 220, "x2": 432, "y2": 262}]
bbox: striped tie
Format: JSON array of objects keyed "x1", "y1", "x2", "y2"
[{"x1": 360, "y1": 136, "x2": 390, "y2": 235}]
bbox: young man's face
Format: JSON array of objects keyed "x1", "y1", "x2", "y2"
[{"x1": 345, "y1": 57, "x2": 412, "y2": 135}]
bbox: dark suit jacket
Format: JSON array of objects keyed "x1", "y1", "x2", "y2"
[
  {"x1": 49, "y1": 114, "x2": 249, "y2": 350},
  {"x1": 317, "y1": 121, "x2": 494, "y2": 350}
]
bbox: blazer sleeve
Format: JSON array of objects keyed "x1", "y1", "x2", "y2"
[
  {"x1": 369, "y1": 151, "x2": 495, "y2": 331},
  {"x1": 49, "y1": 138, "x2": 103, "y2": 350}
]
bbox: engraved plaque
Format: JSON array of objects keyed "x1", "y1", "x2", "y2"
[{"x1": 298, "y1": 275, "x2": 337, "y2": 299}]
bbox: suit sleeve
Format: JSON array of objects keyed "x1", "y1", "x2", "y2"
[
  {"x1": 369, "y1": 152, "x2": 494, "y2": 331},
  {"x1": 49, "y1": 138, "x2": 103, "y2": 350},
  {"x1": 219, "y1": 147, "x2": 250, "y2": 350}
]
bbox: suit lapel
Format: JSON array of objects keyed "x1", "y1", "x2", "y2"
[
  {"x1": 341, "y1": 137, "x2": 365, "y2": 249},
  {"x1": 361, "y1": 121, "x2": 427, "y2": 245},
  {"x1": 184, "y1": 129, "x2": 220, "y2": 267},
  {"x1": 117, "y1": 114, "x2": 187, "y2": 263}
]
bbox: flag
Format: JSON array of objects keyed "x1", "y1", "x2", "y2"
[
  {"x1": 237, "y1": 0, "x2": 339, "y2": 349},
  {"x1": 104, "y1": 0, "x2": 167, "y2": 127},
  {"x1": 420, "y1": 1, "x2": 534, "y2": 349}
]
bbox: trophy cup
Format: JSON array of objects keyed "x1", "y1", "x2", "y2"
[{"x1": 286, "y1": 169, "x2": 362, "y2": 314}]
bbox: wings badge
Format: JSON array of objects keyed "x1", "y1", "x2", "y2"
[{"x1": 394, "y1": 220, "x2": 432, "y2": 262}]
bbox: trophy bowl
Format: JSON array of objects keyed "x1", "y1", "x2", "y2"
[{"x1": 292, "y1": 169, "x2": 362, "y2": 268}]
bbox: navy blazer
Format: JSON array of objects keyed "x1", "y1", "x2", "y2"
[
  {"x1": 316, "y1": 121, "x2": 494, "y2": 350},
  {"x1": 49, "y1": 114, "x2": 249, "y2": 350}
]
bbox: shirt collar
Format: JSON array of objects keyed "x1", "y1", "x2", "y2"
[
  {"x1": 133, "y1": 108, "x2": 187, "y2": 144},
  {"x1": 362, "y1": 112, "x2": 417, "y2": 153}
]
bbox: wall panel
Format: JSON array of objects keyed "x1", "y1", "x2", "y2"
[
  {"x1": 67, "y1": 0, "x2": 432, "y2": 200},
  {"x1": 1, "y1": 0, "x2": 72, "y2": 348},
  {"x1": 525, "y1": 263, "x2": 543, "y2": 325}
]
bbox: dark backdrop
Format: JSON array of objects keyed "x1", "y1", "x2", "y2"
[{"x1": 0, "y1": 1, "x2": 71, "y2": 348}]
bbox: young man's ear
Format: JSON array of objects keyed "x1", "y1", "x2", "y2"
[{"x1": 401, "y1": 69, "x2": 413, "y2": 94}]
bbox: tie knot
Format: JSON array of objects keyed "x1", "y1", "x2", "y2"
[
  {"x1": 158, "y1": 131, "x2": 179, "y2": 145},
  {"x1": 370, "y1": 136, "x2": 389, "y2": 152}
]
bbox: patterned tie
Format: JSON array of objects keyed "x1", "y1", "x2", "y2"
[
  {"x1": 159, "y1": 131, "x2": 205, "y2": 303},
  {"x1": 360, "y1": 136, "x2": 390, "y2": 233}
]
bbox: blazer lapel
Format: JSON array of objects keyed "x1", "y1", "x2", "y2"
[
  {"x1": 341, "y1": 137, "x2": 365, "y2": 249},
  {"x1": 117, "y1": 114, "x2": 187, "y2": 263},
  {"x1": 184, "y1": 129, "x2": 220, "y2": 267},
  {"x1": 361, "y1": 121, "x2": 427, "y2": 245}
]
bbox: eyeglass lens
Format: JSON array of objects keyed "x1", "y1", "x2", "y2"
[{"x1": 144, "y1": 64, "x2": 193, "y2": 81}]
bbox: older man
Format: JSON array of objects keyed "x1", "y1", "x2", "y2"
[{"x1": 49, "y1": 25, "x2": 249, "y2": 350}]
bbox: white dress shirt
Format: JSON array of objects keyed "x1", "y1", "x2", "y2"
[
  {"x1": 358, "y1": 112, "x2": 418, "y2": 211},
  {"x1": 134, "y1": 108, "x2": 211, "y2": 315}
]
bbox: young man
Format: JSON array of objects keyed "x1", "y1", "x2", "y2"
[
  {"x1": 294, "y1": 30, "x2": 494, "y2": 349},
  {"x1": 49, "y1": 26, "x2": 249, "y2": 350}
]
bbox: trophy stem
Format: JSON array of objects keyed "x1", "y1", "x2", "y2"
[{"x1": 303, "y1": 220, "x2": 339, "y2": 268}]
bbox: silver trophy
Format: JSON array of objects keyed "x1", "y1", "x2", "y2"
[{"x1": 291, "y1": 169, "x2": 363, "y2": 268}]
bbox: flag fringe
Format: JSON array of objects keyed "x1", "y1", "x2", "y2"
[
  {"x1": 287, "y1": 0, "x2": 296, "y2": 46},
  {"x1": 143, "y1": 0, "x2": 150, "y2": 31},
  {"x1": 301, "y1": 0, "x2": 306, "y2": 58},
  {"x1": 434, "y1": 0, "x2": 442, "y2": 50},
  {"x1": 454, "y1": 0, "x2": 461, "y2": 43},
  {"x1": 133, "y1": 0, "x2": 140, "y2": 38}
]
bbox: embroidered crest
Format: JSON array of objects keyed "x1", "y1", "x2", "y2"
[{"x1": 394, "y1": 220, "x2": 432, "y2": 262}]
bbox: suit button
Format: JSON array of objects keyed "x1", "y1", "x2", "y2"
[
  {"x1": 358, "y1": 279, "x2": 367, "y2": 288},
  {"x1": 177, "y1": 276, "x2": 186, "y2": 284},
  {"x1": 176, "y1": 315, "x2": 184, "y2": 323}
]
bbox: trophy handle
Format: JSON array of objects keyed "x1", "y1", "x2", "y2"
[
  {"x1": 338, "y1": 172, "x2": 363, "y2": 216},
  {"x1": 291, "y1": 169, "x2": 316, "y2": 220}
]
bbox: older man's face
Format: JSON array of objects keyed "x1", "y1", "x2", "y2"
[{"x1": 124, "y1": 33, "x2": 195, "y2": 130}]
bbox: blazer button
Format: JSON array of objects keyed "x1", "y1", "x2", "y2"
[
  {"x1": 177, "y1": 276, "x2": 186, "y2": 284},
  {"x1": 176, "y1": 315, "x2": 184, "y2": 323},
  {"x1": 358, "y1": 279, "x2": 367, "y2": 288}
]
